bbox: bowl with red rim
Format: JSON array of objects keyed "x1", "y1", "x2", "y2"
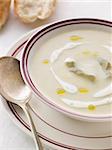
[{"x1": 21, "y1": 18, "x2": 112, "y2": 121}]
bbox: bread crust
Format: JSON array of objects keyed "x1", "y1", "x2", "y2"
[
  {"x1": 14, "y1": 0, "x2": 56, "y2": 23},
  {"x1": 0, "y1": 0, "x2": 11, "y2": 28}
]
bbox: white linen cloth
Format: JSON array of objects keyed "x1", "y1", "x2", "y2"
[{"x1": 0, "y1": 0, "x2": 111, "y2": 150}]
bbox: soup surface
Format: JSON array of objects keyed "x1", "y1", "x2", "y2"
[{"x1": 30, "y1": 28, "x2": 112, "y2": 111}]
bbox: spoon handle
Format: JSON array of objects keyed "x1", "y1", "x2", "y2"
[{"x1": 23, "y1": 103, "x2": 43, "y2": 150}]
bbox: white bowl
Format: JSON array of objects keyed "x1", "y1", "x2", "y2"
[{"x1": 21, "y1": 18, "x2": 112, "y2": 121}]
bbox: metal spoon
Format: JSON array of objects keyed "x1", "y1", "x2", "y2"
[{"x1": 0, "y1": 56, "x2": 43, "y2": 150}]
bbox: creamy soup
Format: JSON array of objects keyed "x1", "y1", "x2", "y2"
[{"x1": 30, "y1": 29, "x2": 112, "y2": 111}]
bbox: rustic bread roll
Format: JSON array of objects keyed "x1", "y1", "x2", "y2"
[
  {"x1": 0, "y1": 0, "x2": 11, "y2": 29},
  {"x1": 14, "y1": 0, "x2": 56, "y2": 23}
]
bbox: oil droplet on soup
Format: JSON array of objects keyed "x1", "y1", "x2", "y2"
[
  {"x1": 82, "y1": 50, "x2": 99, "y2": 57},
  {"x1": 42, "y1": 59, "x2": 49, "y2": 64},
  {"x1": 88, "y1": 104, "x2": 96, "y2": 111},
  {"x1": 79, "y1": 88, "x2": 89, "y2": 94},
  {"x1": 69, "y1": 35, "x2": 82, "y2": 41},
  {"x1": 56, "y1": 88, "x2": 66, "y2": 95},
  {"x1": 82, "y1": 50, "x2": 92, "y2": 55}
]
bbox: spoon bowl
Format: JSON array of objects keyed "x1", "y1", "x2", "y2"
[
  {"x1": 0, "y1": 56, "x2": 43, "y2": 150},
  {"x1": 0, "y1": 57, "x2": 31, "y2": 104}
]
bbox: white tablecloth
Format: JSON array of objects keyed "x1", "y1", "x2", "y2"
[{"x1": 0, "y1": 0, "x2": 111, "y2": 150}]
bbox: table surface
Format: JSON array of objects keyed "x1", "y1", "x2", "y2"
[{"x1": 0, "y1": 0, "x2": 111, "y2": 150}]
